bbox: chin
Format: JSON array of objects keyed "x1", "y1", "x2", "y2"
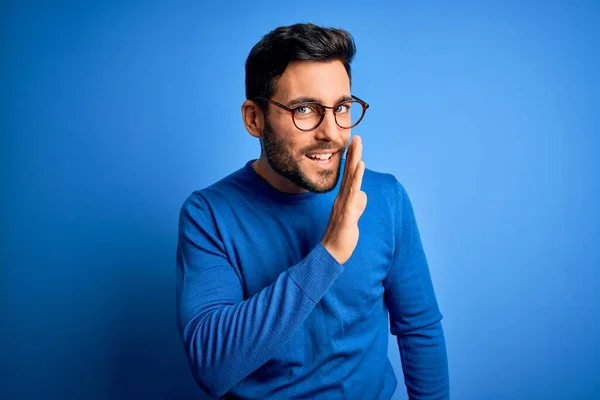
[
  {"x1": 305, "y1": 168, "x2": 340, "y2": 193},
  {"x1": 292, "y1": 152, "x2": 343, "y2": 193}
]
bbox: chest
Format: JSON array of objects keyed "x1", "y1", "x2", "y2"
[{"x1": 219, "y1": 198, "x2": 395, "y2": 314}]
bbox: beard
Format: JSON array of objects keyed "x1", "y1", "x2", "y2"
[{"x1": 261, "y1": 120, "x2": 347, "y2": 194}]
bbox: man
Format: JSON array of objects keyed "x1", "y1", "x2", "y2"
[{"x1": 176, "y1": 23, "x2": 449, "y2": 399}]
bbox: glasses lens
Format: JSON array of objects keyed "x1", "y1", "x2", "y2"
[
  {"x1": 335, "y1": 101, "x2": 365, "y2": 129},
  {"x1": 293, "y1": 104, "x2": 324, "y2": 130}
]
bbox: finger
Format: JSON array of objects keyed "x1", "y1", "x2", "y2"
[
  {"x1": 345, "y1": 136, "x2": 362, "y2": 195},
  {"x1": 352, "y1": 160, "x2": 365, "y2": 193},
  {"x1": 345, "y1": 136, "x2": 362, "y2": 186},
  {"x1": 350, "y1": 136, "x2": 363, "y2": 176},
  {"x1": 340, "y1": 136, "x2": 357, "y2": 192}
]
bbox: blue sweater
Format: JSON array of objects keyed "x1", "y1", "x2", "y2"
[{"x1": 176, "y1": 158, "x2": 449, "y2": 399}]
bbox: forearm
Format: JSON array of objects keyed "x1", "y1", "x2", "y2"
[
  {"x1": 178, "y1": 243, "x2": 343, "y2": 397},
  {"x1": 384, "y1": 178, "x2": 449, "y2": 399},
  {"x1": 397, "y1": 319, "x2": 449, "y2": 400}
]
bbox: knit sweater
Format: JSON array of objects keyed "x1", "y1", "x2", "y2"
[{"x1": 175, "y1": 158, "x2": 449, "y2": 399}]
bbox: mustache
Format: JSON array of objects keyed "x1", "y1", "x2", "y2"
[{"x1": 303, "y1": 142, "x2": 347, "y2": 154}]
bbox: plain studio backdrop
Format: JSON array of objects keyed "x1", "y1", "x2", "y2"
[{"x1": 1, "y1": 1, "x2": 599, "y2": 399}]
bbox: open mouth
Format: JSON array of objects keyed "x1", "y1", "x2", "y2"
[{"x1": 305, "y1": 150, "x2": 337, "y2": 167}]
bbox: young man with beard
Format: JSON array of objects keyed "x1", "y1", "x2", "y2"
[{"x1": 176, "y1": 23, "x2": 449, "y2": 399}]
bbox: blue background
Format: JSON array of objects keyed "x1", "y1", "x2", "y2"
[{"x1": 2, "y1": 1, "x2": 599, "y2": 399}]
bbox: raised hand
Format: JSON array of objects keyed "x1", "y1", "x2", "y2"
[{"x1": 321, "y1": 135, "x2": 368, "y2": 264}]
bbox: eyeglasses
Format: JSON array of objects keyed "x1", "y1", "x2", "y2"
[{"x1": 258, "y1": 95, "x2": 369, "y2": 132}]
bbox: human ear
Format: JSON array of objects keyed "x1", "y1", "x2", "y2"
[{"x1": 241, "y1": 100, "x2": 264, "y2": 139}]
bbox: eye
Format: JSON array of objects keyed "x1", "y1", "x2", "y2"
[
  {"x1": 295, "y1": 104, "x2": 317, "y2": 115},
  {"x1": 335, "y1": 103, "x2": 351, "y2": 113}
]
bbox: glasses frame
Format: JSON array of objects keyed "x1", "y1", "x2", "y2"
[{"x1": 258, "y1": 95, "x2": 369, "y2": 132}]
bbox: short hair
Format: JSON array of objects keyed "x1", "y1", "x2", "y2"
[{"x1": 245, "y1": 23, "x2": 356, "y2": 109}]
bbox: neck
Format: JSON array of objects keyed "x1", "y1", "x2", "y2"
[{"x1": 252, "y1": 155, "x2": 308, "y2": 194}]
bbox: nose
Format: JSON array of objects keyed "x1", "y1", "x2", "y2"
[{"x1": 314, "y1": 109, "x2": 342, "y2": 142}]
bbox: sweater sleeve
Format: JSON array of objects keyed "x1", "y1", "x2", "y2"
[
  {"x1": 383, "y1": 180, "x2": 449, "y2": 400},
  {"x1": 175, "y1": 193, "x2": 344, "y2": 398}
]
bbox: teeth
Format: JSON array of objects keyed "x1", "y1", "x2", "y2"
[{"x1": 307, "y1": 153, "x2": 333, "y2": 160}]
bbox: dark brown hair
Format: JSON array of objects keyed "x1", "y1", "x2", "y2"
[{"x1": 245, "y1": 23, "x2": 356, "y2": 110}]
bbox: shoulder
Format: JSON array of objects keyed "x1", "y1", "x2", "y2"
[
  {"x1": 177, "y1": 173, "x2": 242, "y2": 244},
  {"x1": 180, "y1": 164, "x2": 250, "y2": 216},
  {"x1": 361, "y1": 166, "x2": 418, "y2": 224},
  {"x1": 362, "y1": 165, "x2": 405, "y2": 202},
  {"x1": 177, "y1": 189, "x2": 231, "y2": 239}
]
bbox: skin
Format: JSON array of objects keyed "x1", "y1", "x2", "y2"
[{"x1": 241, "y1": 60, "x2": 353, "y2": 194}]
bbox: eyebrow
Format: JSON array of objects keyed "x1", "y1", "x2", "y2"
[{"x1": 287, "y1": 95, "x2": 353, "y2": 108}]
